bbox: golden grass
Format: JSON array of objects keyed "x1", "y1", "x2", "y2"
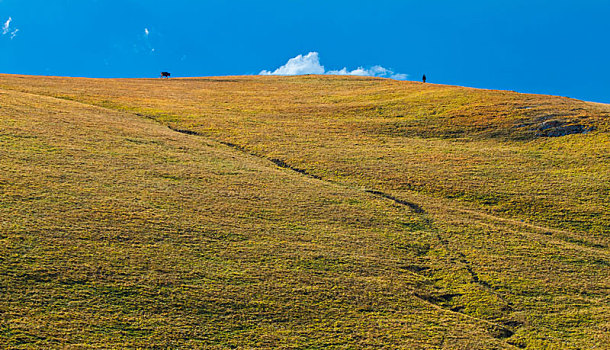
[
  {"x1": 2, "y1": 74, "x2": 608, "y2": 236},
  {"x1": 0, "y1": 75, "x2": 609, "y2": 349}
]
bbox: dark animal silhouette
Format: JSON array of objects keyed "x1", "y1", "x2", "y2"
[
  {"x1": 160, "y1": 72, "x2": 171, "y2": 79},
  {"x1": 422, "y1": 74, "x2": 426, "y2": 83}
]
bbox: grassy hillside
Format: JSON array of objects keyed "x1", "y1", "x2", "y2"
[{"x1": 0, "y1": 75, "x2": 609, "y2": 349}]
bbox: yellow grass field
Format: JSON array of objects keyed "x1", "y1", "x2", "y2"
[{"x1": 1, "y1": 74, "x2": 608, "y2": 349}]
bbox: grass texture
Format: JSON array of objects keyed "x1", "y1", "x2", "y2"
[{"x1": 0, "y1": 75, "x2": 608, "y2": 349}]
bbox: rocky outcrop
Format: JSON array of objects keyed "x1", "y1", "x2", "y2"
[{"x1": 536, "y1": 120, "x2": 594, "y2": 137}]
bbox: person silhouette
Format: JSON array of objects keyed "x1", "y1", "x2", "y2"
[{"x1": 422, "y1": 74, "x2": 427, "y2": 83}]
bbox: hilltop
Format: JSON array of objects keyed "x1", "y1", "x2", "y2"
[{"x1": 0, "y1": 74, "x2": 608, "y2": 349}]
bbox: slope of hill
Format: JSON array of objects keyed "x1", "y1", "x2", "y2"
[{"x1": 0, "y1": 75, "x2": 608, "y2": 349}]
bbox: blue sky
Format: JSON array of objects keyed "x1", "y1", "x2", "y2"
[{"x1": 0, "y1": 0, "x2": 608, "y2": 102}]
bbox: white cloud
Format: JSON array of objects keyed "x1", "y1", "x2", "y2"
[
  {"x1": 141, "y1": 28, "x2": 154, "y2": 53},
  {"x1": 2, "y1": 17, "x2": 11, "y2": 35},
  {"x1": 328, "y1": 65, "x2": 393, "y2": 77},
  {"x1": 260, "y1": 52, "x2": 325, "y2": 75},
  {"x1": 389, "y1": 73, "x2": 408, "y2": 80},
  {"x1": 260, "y1": 52, "x2": 408, "y2": 80},
  {"x1": 2, "y1": 17, "x2": 18, "y2": 39}
]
